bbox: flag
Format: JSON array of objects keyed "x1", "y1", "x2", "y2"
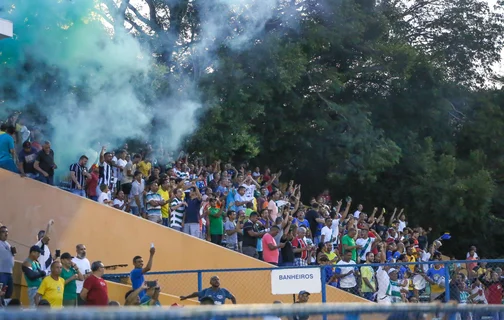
[{"x1": 440, "y1": 233, "x2": 451, "y2": 240}]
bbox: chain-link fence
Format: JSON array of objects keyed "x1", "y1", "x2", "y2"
[
  {"x1": 2, "y1": 303, "x2": 504, "y2": 319},
  {"x1": 103, "y1": 259, "x2": 504, "y2": 306}
]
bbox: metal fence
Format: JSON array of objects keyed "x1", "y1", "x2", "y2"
[
  {"x1": 2, "y1": 303, "x2": 504, "y2": 320},
  {"x1": 103, "y1": 259, "x2": 504, "y2": 305}
]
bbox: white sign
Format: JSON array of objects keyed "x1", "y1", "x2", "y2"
[
  {"x1": 271, "y1": 267, "x2": 322, "y2": 295},
  {"x1": 0, "y1": 19, "x2": 13, "y2": 40}
]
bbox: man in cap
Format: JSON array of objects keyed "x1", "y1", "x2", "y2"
[
  {"x1": 22, "y1": 245, "x2": 46, "y2": 306},
  {"x1": 292, "y1": 291, "x2": 310, "y2": 320},
  {"x1": 60, "y1": 252, "x2": 84, "y2": 306},
  {"x1": 180, "y1": 275, "x2": 236, "y2": 305}
]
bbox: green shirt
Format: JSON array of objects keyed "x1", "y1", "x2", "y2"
[
  {"x1": 24, "y1": 259, "x2": 43, "y2": 288},
  {"x1": 61, "y1": 267, "x2": 77, "y2": 300},
  {"x1": 341, "y1": 235, "x2": 357, "y2": 262},
  {"x1": 209, "y1": 207, "x2": 224, "y2": 235}
]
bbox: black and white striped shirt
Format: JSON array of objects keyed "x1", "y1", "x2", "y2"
[
  {"x1": 69, "y1": 163, "x2": 85, "y2": 189},
  {"x1": 170, "y1": 197, "x2": 185, "y2": 228},
  {"x1": 98, "y1": 162, "x2": 112, "y2": 187}
]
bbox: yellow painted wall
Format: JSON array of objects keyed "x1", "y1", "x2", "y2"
[{"x1": 0, "y1": 169, "x2": 367, "y2": 304}]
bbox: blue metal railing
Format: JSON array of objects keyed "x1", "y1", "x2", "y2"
[{"x1": 103, "y1": 258, "x2": 504, "y2": 306}]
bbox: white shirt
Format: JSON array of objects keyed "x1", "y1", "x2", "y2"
[
  {"x1": 113, "y1": 198, "x2": 125, "y2": 210},
  {"x1": 116, "y1": 158, "x2": 127, "y2": 181},
  {"x1": 336, "y1": 260, "x2": 357, "y2": 288},
  {"x1": 412, "y1": 274, "x2": 426, "y2": 290},
  {"x1": 467, "y1": 252, "x2": 479, "y2": 259},
  {"x1": 130, "y1": 179, "x2": 145, "y2": 207},
  {"x1": 376, "y1": 267, "x2": 391, "y2": 300},
  {"x1": 98, "y1": 192, "x2": 110, "y2": 204},
  {"x1": 353, "y1": 210, "x2": 361, "y2": 218},
  {"x1": 241, "y1": 183, "x2": 256, "y2": 201},
  {"x1": 321, "y1": 226, "x2": 332, "y2": 243},
  {"x1": 419, "y1": 251, "x2": 431, "y2": 273},
  {"x1": 331, "y1": 218, "x2": 340, "y2": 244},
  {"x1": 34, "y1": 240, "x2": 52, "y2": 273},
  {"x1": 356, "y1": 237, "x2": 375, "y2": 262},
  {"x1": 72, "y1": 256, "x2": 91, "y2": 293},
  {"x1": 398, "y1": 219, "x2": 406, "y2": 233},
  {"x1": 471, "y1": 284, "x2": 487, "y2": 304}
]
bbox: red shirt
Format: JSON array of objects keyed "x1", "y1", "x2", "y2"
[
  {"x1": 486, "y1": 282, "x2": 503, "y2": 304},
  {"x1": 292, "y1": 236, "x2": 308, "y2": 260},
  {"x1": 83, "y1": 275, "x2": 108, "y2": 306},
  {"x1": 86, "y1": 172, "x2": 99, "y2": 197}
]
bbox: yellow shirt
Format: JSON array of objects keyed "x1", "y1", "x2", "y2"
[
  {"x1": 325, "y1": 252, "x2": 338, "y2": 265},
  {"x1": 137, "y1": 161, "x2": 151, "y2": 178},
  {"x1": 157, "y1": 188, "x2": 170, "y2": 219},
  {"x1": 37, "y1": 276, "x2": 65, "y2": 307},
  {"x1": 407, "y1": 255, "x2": 416, "y2": 272}
]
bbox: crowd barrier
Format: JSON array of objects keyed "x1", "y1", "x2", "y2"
[{"x1": 103, "y1": 259, "x2": 504, "y2": 305}]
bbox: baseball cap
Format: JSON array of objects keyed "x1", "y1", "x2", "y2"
[
  {"x1": 22, "y1": 141, "x2": 31, "y2": 148},
  {"x1": 60, "y1": 252, "x2": 74, "y2": 260},
  {"x1": 388, "y1": 268, "x2": 398, "y2": 275},
  {"x1": 29, "y1": 245, "x2": 42, "y2": 253},
  {"x1": 299, "y1": 290, "x2": 310, "y2": 296}
]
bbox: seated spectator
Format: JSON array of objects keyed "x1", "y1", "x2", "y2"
[
  {"x1": 139, "y1": 283, "x2": 162, "y2": 306},
  {"x1": 113, "y1": 190, "x2": 130, "y2": 212}
]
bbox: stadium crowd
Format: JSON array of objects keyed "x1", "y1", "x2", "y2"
[{"x1": 0, "y1": 113, "x2": 503, "y2": 313}]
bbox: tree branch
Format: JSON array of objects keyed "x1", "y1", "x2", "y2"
[{"x1": 127, "y1": 3, "x2": 157, "y2": 30}]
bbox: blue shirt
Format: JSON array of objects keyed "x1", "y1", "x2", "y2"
[
  {"x1": 139, "y1": 294, "x2": 161, "y2": 306},
  {"x1": 198, "y1": 287, "x2": 233, "y2": 305},
  {"x1": 226, "y1": 189, "x2": 236, "y2": 211},
  {"x1": 130, "y1": 268, "x2": 145, "y2": 299},
  {"x1": 293, "y1": 218, "x2": 309, "y2": 229},
  {"x1": 185, "y1": 197, "x2": 202, "y2": 223},
  {"x1": 427, "y1": 266, "x2": 445, "y2": 283},
  {"x1": 0, "y1": 134, "x2": 14, "y2": 161},
  {"x1": 324, "y1": 265, "x2": 337, "y2": 287}
]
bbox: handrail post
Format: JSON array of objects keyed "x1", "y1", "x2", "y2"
[
  {"x1": 321, "y1": 266, "x2": 327, "y2": 320},
  {"x1": 444, "y1": 261, "x2": 451, "y2": 303},
  {"x1": 198, "y1": 271, "x2": 203, "y2": 291}
]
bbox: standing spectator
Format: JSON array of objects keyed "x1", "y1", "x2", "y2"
[
  {"x1": 122, "y1": 154, "x2": 141, "y2": 196},
  {"x1": 0, "y1": 225, "x2": 15, "y2": 301},
  {"x1": 138, "y1": 156, "x2": 152, "y2": 179},
  {"x1": 18, "y1": 141, "x2": 39, "y2": 179},
  {"x1": 335, "y1": 251, "x2": 359, "y2": 295},
  {"x1": 130, "y1": 171, "x2": 146, "y2": 217},
  {"x1": 34, "y1": 141, "x2": 57, "y2": 185},
  {"x1": 355, "y1": 227, "x2": 380, "y2": 263},
  {"x1": 35, "y1": 261, "x2": 65, "y2": 307},
  {"x1": 234, "y1": 186, "x2": 251, "y2": 213},
  {"x1": 22, "y1": 245, "x2": 45, "y2": 306},
  {"x1": 224, "y1": 210, "x2": 242, "y2": 251},
  {"x1": 292, "y1": 227, "x2": 310, "y2": 266},
  {"x1": 267, "y1": 190, "x2": 281, "y2": 223},
  {"x1": 72, "y1": 244, "x2": 91, "y2": 306},
  {"x1": 184, "y1": 184, "x2": 202, "y2": 237},
  {"x1": 157, "y1": 178, "x2": 171, "y2": 227},
  {"x1": 262, "y1": 226, "x2": 285, "y2": 265},
  {"x1": 145, "y1": 181, "x2": 166, "y2": 223},
  {"x1": 208, "y1": 198, "x2": 225, "y2": 245},
  {"x1": 320, "y1": 218, "x2": 333, "y2": 244},
  {"x1": 80, "y1": 261, "x2": 109, "y2": 306},
  {"x1": 360, "y1": 252, "x2": 376, "y2": 301},
  {"x1": 280, "y1": 227, "x2": 295, "y2": 267},
  {"x1": 341, "y1": 228, "x2": 361, "y2": 263},
  {"x1": 353, "y1": 204, "x2": 363, "y2": 219},
  {"x1": 69, "y1": 155, "x2": 90, "y2": 197},
  {"x1": 97, "y1": 147, "x2": 113, "y2": 197},
  {"x1": 60, "y1": 252, "x2": 84, "y2": 307},
  {"x1": 130, "y1": 246, "x2": 155, "y2": 300},
  {"x1": 292, "y1": 210, "x2": 309, "y2": 229},
  {"x1": 170, "y1": 188, "x2": 187, "y2": 231},
  {"x1": 180, "y1": 276, "x2": 237, "y2": 305},
  {"x1": 35, "y1": 220, "x2": 55, "y2": 273},
  {"x1": 376, "y1": 243, "x2": 392, "y2": 304},
  {"x1": 242, "y1": 211, "x2": 264, "y2": 258},
  {"x1": 305, "y1": 203, "x2": 325, "y2": 245},
  {"x1": 86, "y1": 164, "x2": 99, "y2": 201},
  {"x1": 0, "y1": 125, "x2": 18, "y2": 174},
  {"x1": 114, "y1": 150, "x2": 128, "y2": 192}
]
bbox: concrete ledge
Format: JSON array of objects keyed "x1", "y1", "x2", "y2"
[{"x1": 0, "y1": 18, "x2": 13, "y2": 40}]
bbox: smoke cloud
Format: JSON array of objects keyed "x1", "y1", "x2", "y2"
[{"x1": 0, "y1": 0, "x2": 294, "y2": 175}]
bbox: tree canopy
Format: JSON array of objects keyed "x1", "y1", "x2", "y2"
[{"x1": 2, "y1": 0, "x2": 504, "y2": 257}]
